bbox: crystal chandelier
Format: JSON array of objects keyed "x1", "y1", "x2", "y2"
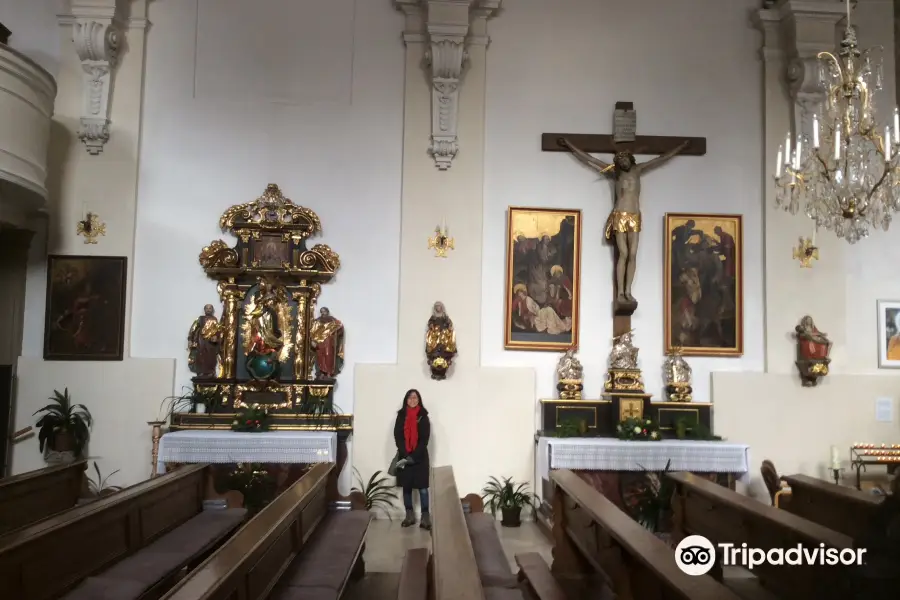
[{"x1": 773, "y1": 1, "x2": 898, "y2": 244}]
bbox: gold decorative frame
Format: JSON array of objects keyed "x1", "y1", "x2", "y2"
[
  {"x1": 504, "y1": 207, "x2": 582, "y2": 351},
  {"x1": 664, "y1": 213, "x2": 743, "y2": 356}
]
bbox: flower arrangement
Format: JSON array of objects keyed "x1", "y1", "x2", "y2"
[
  {"x1": 232, "y1": 406, "x2": 270, "y2": 432},
  {"x1": 616, "y1": 416, "x2": 660, "y2": 441}
]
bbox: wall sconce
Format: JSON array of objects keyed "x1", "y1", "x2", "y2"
[
  {"x1": 792, "y1": 235, "x2": 818, "y2": 268},
  {"x1": 76, "y1": 211, "x2": 106, "y2": 244},
  {"x1": 427, "y1": 220, "x2": 454, "y2": 258}
]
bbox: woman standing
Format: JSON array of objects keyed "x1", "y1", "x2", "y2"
[{"x1": 393, "y1": 389, "x2": 431, "y2": 530}]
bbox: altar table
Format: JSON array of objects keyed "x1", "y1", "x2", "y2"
[
  {"x1": 157, "y1": 430, "x2": 337, "y2": 474},
  {"x1": 537, "y1": 437, "x2": 750, "y2": 513}
]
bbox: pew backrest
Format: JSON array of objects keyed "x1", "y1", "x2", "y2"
[
  {"x1": 669, "y1": 471, "x2": 856, "y2": 600},
  {"x1": 161, "y1": 462, "x2": 333, "y2": 600},
  {"x1": 782, "y1": 473, "x2": 882, "y2": 539},
  {"x1": 551, "y1": 469, "x2": 741, "y2": 600},
  {"x1": 0, "y1": 460, "x2": 86, "y2": 534},
  {"x1": 0, "y1": 463, "x2": 208, "y2": 600},
  {"x1": 431, "y1": 466, "x2": 485, "y2": 600}
]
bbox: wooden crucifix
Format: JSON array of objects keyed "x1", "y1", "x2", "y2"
[{"x1": 543, "y1": 102, "x2": 707, "y2": 337}]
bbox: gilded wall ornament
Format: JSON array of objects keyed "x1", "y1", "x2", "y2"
[
  {"x1": 427, "y1": 223, "x2": 454, "y2": 258},
  {"x1": 76, "y1": 212, "x2": 106, "y2": 244},
  {"x1": 425, "y1": 301, "x2": 457, "y2": 380},
  {"x1": 794, "y1": 315, "x2": 832, "y2": 387},
  {"x1": 792, "y1": 236, "x2": 819, "y2": 268}
]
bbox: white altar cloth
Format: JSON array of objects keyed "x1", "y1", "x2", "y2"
[
  {"x1": 157, "y1": 430, "x2": 337, "y2": 474},
  {"x1": 537, "y1": 437, "x2": 750, "y2": 481}
]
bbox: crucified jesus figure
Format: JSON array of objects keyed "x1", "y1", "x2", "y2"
[{"x1": 558, "y1": 137, "x2": 689, "y2": 311}]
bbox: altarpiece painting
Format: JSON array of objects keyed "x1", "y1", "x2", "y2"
[
  {"x1": 504, "y1": 207, "x2": 582, "y2": 351},
  {"x1": 877, "y1": 300, "x2": 900, "y2": 368},
  {"x1": 664, "y1": 213, "x2": 743, "y2": 356}
]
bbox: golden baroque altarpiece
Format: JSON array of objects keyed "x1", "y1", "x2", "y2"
[{"x1": 183, "y1": 184, "x2": 349, "y2": 427}]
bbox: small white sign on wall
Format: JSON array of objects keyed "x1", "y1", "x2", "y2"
[{"x1": 875, "y1": 397, "x2": 894, "y2": 422}]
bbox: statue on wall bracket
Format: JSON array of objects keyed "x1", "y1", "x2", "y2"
[
  {"x1": 794, "y1": 316, "x2": 832, "y2": 387},
  {"x1": 185, "y1": 183, "x2": 348, "y2": 424},
  {"x1": 425, "y1": 301, "x2": 457, "y2": 380}
]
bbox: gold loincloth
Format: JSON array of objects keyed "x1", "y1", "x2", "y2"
[{"x1": 605, "y1": 210, "x2": 642, "y2": 239}]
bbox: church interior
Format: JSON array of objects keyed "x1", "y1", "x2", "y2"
[{"x1": 2, "y1": 0, "x2": 900, "y2": 598}]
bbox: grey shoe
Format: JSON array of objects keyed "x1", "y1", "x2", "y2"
[
  {"x1": 401, "y1": 509, "x2": 416, "y2": 527},
  {"x1": 420, "y1": 512, "x2": 431, "y2": 530}
]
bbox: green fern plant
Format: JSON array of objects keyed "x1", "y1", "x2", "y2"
[
  {"x1": 87, "y1": 462, "x2": 122, "y2": 497},
  {"x1": 351, "y1": 468, "x2": 398, "y2": 519}
]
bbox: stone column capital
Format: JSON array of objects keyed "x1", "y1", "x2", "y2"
[{"x1": 394, "y1": 0, "x2": 500, "y2": 170}]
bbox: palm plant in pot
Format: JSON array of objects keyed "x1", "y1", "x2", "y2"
[
  {"x1": 33, "y1": 388, "x2": 92, "y2": 458},
  {"x1": 481, "y1": 476, "x2": 536, "y2": 527},
  {"x1": 350, "y1": 468, "x2": 398, "y2": 519}
]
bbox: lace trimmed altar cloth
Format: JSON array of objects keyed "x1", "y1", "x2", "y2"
[
  {"x1": 538, "y1": 437, "x2": 750, "y2": 481},
  {"x1": 157, "y1": 430, "x2": 337, "y2": 474}
]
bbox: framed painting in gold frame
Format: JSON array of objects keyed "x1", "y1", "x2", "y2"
[
  {"x1": 664, "y1": 213, "x2": 743, "y2": 357},
  {"x1": 504, "y1": 207, "x2": 582, "y2": 351}
]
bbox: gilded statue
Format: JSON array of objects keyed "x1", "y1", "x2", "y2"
[
  {"x1": 187, "y1": 304, "x2": 221, "y2": 377},
  {"x1": 794, "y1": 315, "x2": 832, "y2": 387},
  {"x1": 310, "y1": 307, "x2": 345, "y2": 379},
  {"x1": 241, "y1": 280, "x2": 293, "y2": 379},
  {"x1": 559, "y1": 137, "x2": 689, "y2": 313},
  {"x1": 425, "y1": 301, "x2": 457, "y2": 380},
  {"x1": 556, "y1": 349, "x2": 584, "y2": 400},
  {"x1": 609, "y1": 330, "x2": 639, "y2": 370},
  {"x1": 663, "y1": 347, "x2": 693, "y2": 402}
]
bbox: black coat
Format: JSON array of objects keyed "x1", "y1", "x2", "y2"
[{"x1": 393, "y1": 408, "x2": 431, "y2": 490}]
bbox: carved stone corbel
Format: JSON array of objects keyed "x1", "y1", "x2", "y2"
[
  {"x1": 396, "y1": 0, "x2": 500, "y2": 170},
  {"x1": 71, "y1": 15, "x2": 121, "y2": 155}
]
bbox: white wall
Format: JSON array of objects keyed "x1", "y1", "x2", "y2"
[
  {"x1": 130, "y1": 0, "x2": 405, "y2": 415},
  {"x1": 481, "y1": 0, "x2": 765, "y2": 404},
  {"x1": 0, "y1": 0, "x2": 60, "y2": 76}
]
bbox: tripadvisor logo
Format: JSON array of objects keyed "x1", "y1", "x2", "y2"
[{"x1": 675, "y1": 536, "x2": 867, "y2": 575}]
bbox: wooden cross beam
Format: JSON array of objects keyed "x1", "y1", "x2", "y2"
[{"x1": 541, "y1": 133, "x2": 707, "y2": 156}]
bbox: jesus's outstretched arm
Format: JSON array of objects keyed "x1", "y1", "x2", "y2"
[{"x1": 558, "y1": 137, "x2": 612, "y2": 173}]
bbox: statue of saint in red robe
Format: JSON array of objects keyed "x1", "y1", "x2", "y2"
[{"x1": 310, "y1": 307, "x2": 345, "y2": 379}]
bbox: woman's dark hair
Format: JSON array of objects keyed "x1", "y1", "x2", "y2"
[{"x1": 398, "y1": 389, "x2": 426, "y2": 413}]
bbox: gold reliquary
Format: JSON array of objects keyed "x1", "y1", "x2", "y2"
[{"x1": 186, "y1": 184, "x2": 347, "y2": 421}]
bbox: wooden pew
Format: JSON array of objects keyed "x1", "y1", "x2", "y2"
[
  {"x1": 782, "y1": 473, "x2": 883, "y2": 539},
  {"x1": 669, "y1": 471, "x2": 858, "y2": 600},
  {"x1": 430, "y1": 466, "x2": 490, "y2": 600},
  {"x1": 0, "y1": 459, "x2": 86, "y2": 534},
  {"x1": 551, "y1": 469, "x2": 740, "y2": 600},
  {"x1": 398, "y1": 547, "x2": 429, "y2": 600},
  {"x1": 0, "y1": 463, "x2": 244, "y2": 600},
  {"x1": 161, "y1": 462, "x2": 366, "y2": 600}
]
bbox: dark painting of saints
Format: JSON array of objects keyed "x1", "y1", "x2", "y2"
[
  {"x1": 44, "y1": 256, "x2": 127, "y2": 360},
  {"x1": 664, "y1": 214, "x2": 743, "y2": 356},
  {"x1": 505, "y1": 207, "x2": 582, "y2": 351},
  {"x1": 252, "y1": 236, "x2": 288, "y2": 268}
]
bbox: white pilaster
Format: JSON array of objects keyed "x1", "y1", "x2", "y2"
[
  {"x1": 758, "y1": 0, "x2": 848, "y2": 374},
  {"x1": 60, "y1": 0, "x2": 123, "y2": 155}
]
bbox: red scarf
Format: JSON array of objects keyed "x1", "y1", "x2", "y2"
[{"x1": 404, "y1": 405, "x2": 420, "y2": 453}]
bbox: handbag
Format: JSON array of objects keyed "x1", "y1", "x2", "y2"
[{"x1": 388, "y1": 452, "x2": 400, "y2": 477}]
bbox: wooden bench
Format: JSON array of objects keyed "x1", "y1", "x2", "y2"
[
  {"x1": 782, "y1": 473, "x2": 883, "y2": 539},
  {"x1": 516, "y1": 553, "x2": 567, "y2": 600},
  {"x1": 162, "y1": 462, "x2": 370, "y2": 600},
  {"x1": 398, "y1": 547, "x2": 429, "y2": 600},
  {"x1": 0, "y1": 460, "x2": 86, "y2": 534},
  {"x1": 551, "y1": 469, "x2": 740, "y2": 600},
  {"x1": 669, "y1": 471, "x2": 858, "y2": 600},
  {"x1": 0, "y1": 463, "x2": 245, "y2": 600}
]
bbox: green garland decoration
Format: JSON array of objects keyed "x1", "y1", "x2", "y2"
[
  {"x1": 232, "y1": 406, "x2": 270, "y2": 432},
  {"x1": 616, "y1": 417, "x2": 660, "y2": 441}
]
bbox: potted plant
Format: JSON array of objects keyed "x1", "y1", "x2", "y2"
[
  {"x1": 481, "y1": 476, "x2": 536, "y2": 527},
  {"x1": 628, "y1": 459, "x2": 675, "y2": 536},
  {"x1": 350, "y1": 468, "x2": 398, "y2": 519},
  {"x1": 33, "y1": 388, "x2": 92, "y2": 458},
  {"x1": 87, "y1": 462, "x2": 123, "y2": 498}
]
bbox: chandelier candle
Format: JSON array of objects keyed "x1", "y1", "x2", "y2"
[{"x1": 773, "y1": 1, "x2": 900, "y2": 243}]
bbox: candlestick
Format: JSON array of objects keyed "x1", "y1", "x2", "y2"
[
  {"x1": 794, "y1": 139, "x2": 802, "y2": 169},
  {"x1": 775, "y1": 146, "x2": 783, "y2": 178},
  {"x1": 785, "y1": 133, "x2": 791, "y2": 163},
  {"x1": 887, "y1": 127, "x2": 892, "y2": 161},
  {"x1": 812, "y1": 115, "x2": 820, "y2": 148},
  {"x1": 830, "y1": 445, "x2": 840, "y2": 470},
  {"x1": 834, "y1": 129, "x2": 841, "y2": 160}
]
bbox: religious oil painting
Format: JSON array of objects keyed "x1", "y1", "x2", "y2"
[
  {"x1": 251, "y1": 235, "x2": 289, "y2": 268},
  {"x1": 505, "y1": 207, "x2": 582, "y2": 351},
  {"x1": 44, "y1": 255, "x2": 127, "y2": 361},
  {"x1": 877, "y1": 300, "x2": 900, "y2": 368},
  {"x1": 664, "y1": 213, "x2": 743, "y2": 356}
]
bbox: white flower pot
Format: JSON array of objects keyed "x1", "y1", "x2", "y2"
[{"x1": 195, "y1": 403, "x2": 207, "y2": 414}]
